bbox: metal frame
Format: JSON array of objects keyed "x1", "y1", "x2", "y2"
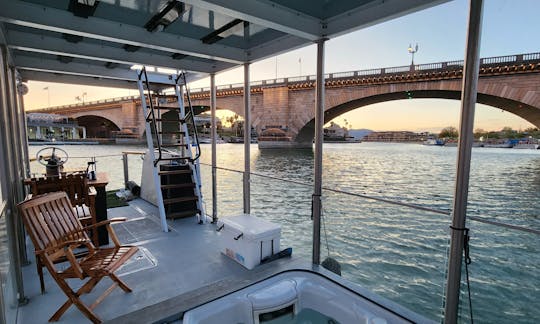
[
  {"x1": 444, "y1": 0, "x2": 484, "y2": 322},
  {"x1": 210, "y1": 73, "x2": 217, "y2": 222},
  {"x1": 312, "y1": 38, "x2": 326, "y2": 265},
  {"x1": 243, "y1": 63, "x2": 251, "y2": 214}
]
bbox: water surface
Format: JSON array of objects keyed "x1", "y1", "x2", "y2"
[{"x1": 28, "y1": 143, "x2": 540, "y2": 323}]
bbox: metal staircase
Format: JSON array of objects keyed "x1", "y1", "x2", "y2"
[{"x1": 137, "y1": 68, "x2": 206, "y2": 231}]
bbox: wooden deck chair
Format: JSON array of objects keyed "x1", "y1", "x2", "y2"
[
  {"x1": 26, "y1": 172, "x2": 99, "y2": 294},
  {"x1": 27, "y1": 172, "x2": 98, "y2": 244},
  {"x1": 18, "y1": 191, "x2": 138, "y2": 324}
]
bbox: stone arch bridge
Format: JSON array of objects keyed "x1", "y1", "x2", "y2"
[{"x1": 33, "y1": 53, "x2": 540, "y2": 143}]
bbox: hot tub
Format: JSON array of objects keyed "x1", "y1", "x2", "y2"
[{"x1": 182, "y1": 270, "x2": 432, "y2": 324}]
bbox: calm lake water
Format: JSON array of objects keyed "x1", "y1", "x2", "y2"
[{"x1": 28, "y1": 143, "x2": 539, "y2": 323}]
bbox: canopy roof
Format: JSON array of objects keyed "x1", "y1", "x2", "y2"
[{"x1": 0, "y1": 0, "x2": 448, "y2": 87}]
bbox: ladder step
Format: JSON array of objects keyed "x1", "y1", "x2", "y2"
[
  {"x1": 163, "y1": 196, "x2": 198, "y2": 204},
  {"x1": 161, "y1": 183, "x2": 195, "y2": 189},
  {"x1": 158, "y1": 169, "x2": 192, "y2": 175},
  {"x1": 167, "y1": 210, "x2": 199, "y2": 219},
  {"x1": 161, "y1": 143, "x2": 189, "y2": 148},
  {"x1": 146, "y1": 118, "x2": 186, "y2": 124},
  {"x1": 147, "y1": 118, "x2": 184, "y2": 123},
  {"x1": 152, "y1": 106, "x2": 180, "y2": 110},
  {"x1": 158, "y1": 131, "x2": 185, "y2": 135},
  {"x1": 156, "y1": 157, "x2": 192, "y2": 163}
]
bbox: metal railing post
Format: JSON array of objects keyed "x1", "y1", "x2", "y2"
[
  {"x1": 122, "y1": 152, "x2": 129, "y2": 188},
  {"x1": 444, "y1": 0, "x2": 484, "y2": 323},
  {"x1": 312, "y1": 38, "x2": 326, "y2": 265},
  {"x1": 243, "y1": 63, "x2": 251, "y2": 214},
  {"x1": 211, "y1": 73, "x2": 218, "y2": 223}
]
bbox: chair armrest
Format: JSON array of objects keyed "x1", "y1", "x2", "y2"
[
  {"x1": 34, "y1": 238, "x2": 92, "y2": 255},
  {"x1": 83, "y1": 218, "x2": 128, "y2": 247},
  {"x1": 82, "y1": 217, "x2": 127, "y2": 230}
]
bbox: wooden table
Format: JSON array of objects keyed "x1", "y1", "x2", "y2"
[{"x1": 87, "y1": 172, "x2": 110, "y2": 245}]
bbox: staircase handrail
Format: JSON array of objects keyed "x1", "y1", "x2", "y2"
[
  {"x1": 179, "y1": 72, "x2": 201, "y2": 162},
  {"x1": 139, "y1": 67, "x2": 163, "y2": 164}
]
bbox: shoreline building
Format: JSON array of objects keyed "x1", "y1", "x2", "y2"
[
  {"x1": 26, "y1": 113, "x2": 86, "y2": 141},
  {"x1": 363, "y1": 131, "x2": 425, "y2": 143}
]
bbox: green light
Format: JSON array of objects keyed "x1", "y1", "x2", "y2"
[{"x1": 406, "y1": 91, "x2": 413, "y2": 99}]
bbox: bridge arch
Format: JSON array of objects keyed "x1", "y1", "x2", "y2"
[
  {"x1": 296, "y1": 90, "x2": 540, "y2": 143},
  {"x1": 75, "y1": 115, "x2": 120, "y2": 138}
]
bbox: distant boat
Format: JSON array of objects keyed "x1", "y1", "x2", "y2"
[
  {"x1": 257, "y1": 128, "x2": 300, "y2": 149},
  {"x1": 484, "y1": 141, "x2": 514, "y2": 148},
  {"x1": 423, "y1": 138, "x2": 445, "y2": 146},
  {"x1": 513, "y1": 140, "x2": 539, "y2": 149},
  {"x1": 444, "y1": 141, "x2": 484, "y2": 147},
  {"x1": 199, "y1": 137, "x2": 226, "y2": 144}
]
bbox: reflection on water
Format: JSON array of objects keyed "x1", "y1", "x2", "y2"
[{"x1": 28, "y1": 143, "x2": 539, "y2": 322}]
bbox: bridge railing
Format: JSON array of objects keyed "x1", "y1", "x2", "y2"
[
  {"x1": 36, "y1": 51, "x2": 540, "y2": 109},
  {"x1": 481, "y1": 54, "x2": 517, "y2": 65},
  {"x1": 523, "y1": 53, "x2": 540, "y2": 60},
  {"x1": 186, "y1": 51, "x2": 540, "y2": 93},
  {"x1": 34, "y1": 95, "x2": 141, "y2": 112}
]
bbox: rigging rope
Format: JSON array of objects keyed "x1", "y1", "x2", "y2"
[
  {"x1": 463, "y1": 227, "x2": 474, "y2": 324},
  {"x1": 200, "y1": 163, "x2": 540, "y2": 236},
  {"x1": 449, "y1": 225, "x2": 475, "y2": 324},
  {"x1": 321, "y1": 203, "x2": 331, "y2": 257},
  {"x1": 32, "y1": 157, "x2": 537, "y2": 236}
]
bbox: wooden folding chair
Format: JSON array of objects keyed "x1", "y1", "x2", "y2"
[
  {"x1": 27, "y1": 172, "x2": 100, "y2": 294},
  {"x1": 27, "y1": 172, "x2": 98, "y2": 244},
  {"x1": 18, "y1": 191, "x2": 138, "y2": 323}
]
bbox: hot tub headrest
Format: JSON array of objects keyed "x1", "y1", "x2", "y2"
[{"x1": 247, "y1": 279, "x2": 297, "y2": 310}]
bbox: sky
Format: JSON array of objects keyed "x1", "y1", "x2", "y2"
[{"x1": 23, "y1": 0, "x2": 540, "y2": 132}]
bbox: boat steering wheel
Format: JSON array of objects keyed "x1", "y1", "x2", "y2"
[{"x1": 36, "y1": 147, "x2": 69, "y2": 167}]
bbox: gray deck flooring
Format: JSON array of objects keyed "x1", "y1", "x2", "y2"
[{"x1": 17, "y1": 199, "x2": 307, "y2": 324}]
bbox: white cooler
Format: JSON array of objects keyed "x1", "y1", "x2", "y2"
[{"x1": 217, "y1": 214, "x2": 281, "y2": 270}]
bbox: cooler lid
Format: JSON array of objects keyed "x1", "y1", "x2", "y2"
[{"x1": 219, "y1": 214, "x2": 281, "y2": 241}]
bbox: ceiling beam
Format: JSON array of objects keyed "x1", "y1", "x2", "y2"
[
  {"x1": 0, "y1": 0, "x2": 246, "y2": 64},
  {"x1": 6, "y1": 30, "x2": 233, "y2": 74},
  {"x1": 181, "y1": 0, "x2": 321, "y2": 41},
  {"x1": 14, "y1": 55, "x2": 205, "y2": 85},
  {"x1": 0, "y1": 22, "x2": 16, "y2": 65},
  {"x1": 324, "y1": 0, "x2": 449, "y2": 37},
  {"x1": 247, "y1": 35, "x2": 309, "y2": 63},
  {"x1": 19, "y1": 70, "x2": 142, "y2": 89}
]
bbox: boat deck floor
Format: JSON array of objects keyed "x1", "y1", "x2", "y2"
[{"x1": 16, "y1": 198, "x2": 308, "y2": 324}]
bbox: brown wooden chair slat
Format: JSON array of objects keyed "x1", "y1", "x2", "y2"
[
  {"x1": 18, "y1": 192, "x2": 138, "y2": 324},
  {"x1": 26, "y1": 172, "x2": 100, "y2": 294},
  {"x1": 28, "y1": 172, "x2": 98, "y2": 242}
]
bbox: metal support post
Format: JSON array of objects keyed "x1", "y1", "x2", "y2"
[
  {"x1": 210, "y1": 73, "x2": 218, "y2": 222},
  {"x1": 312, "y1": 38, "x2": 326, "y2": 265},
  {"x1": 243, "y1": 63, "x2": 251, "y2": 214},
  {"x1": 444, "y1": 1, "x2": 483, "y2": 323},
  {"x1": 122, "y1": 153, "x2": 129, "y2": 188}
]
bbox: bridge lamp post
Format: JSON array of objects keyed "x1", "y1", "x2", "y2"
[
  {"x1": 76, "y1": 92, "x2": 88, "y2": 104},
  {"x1": 408, "y1": 43, "x2": 419, "y2": 66},
  {"x1": 43, "y1": 87, "x2": 50, "y2": 107}
]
